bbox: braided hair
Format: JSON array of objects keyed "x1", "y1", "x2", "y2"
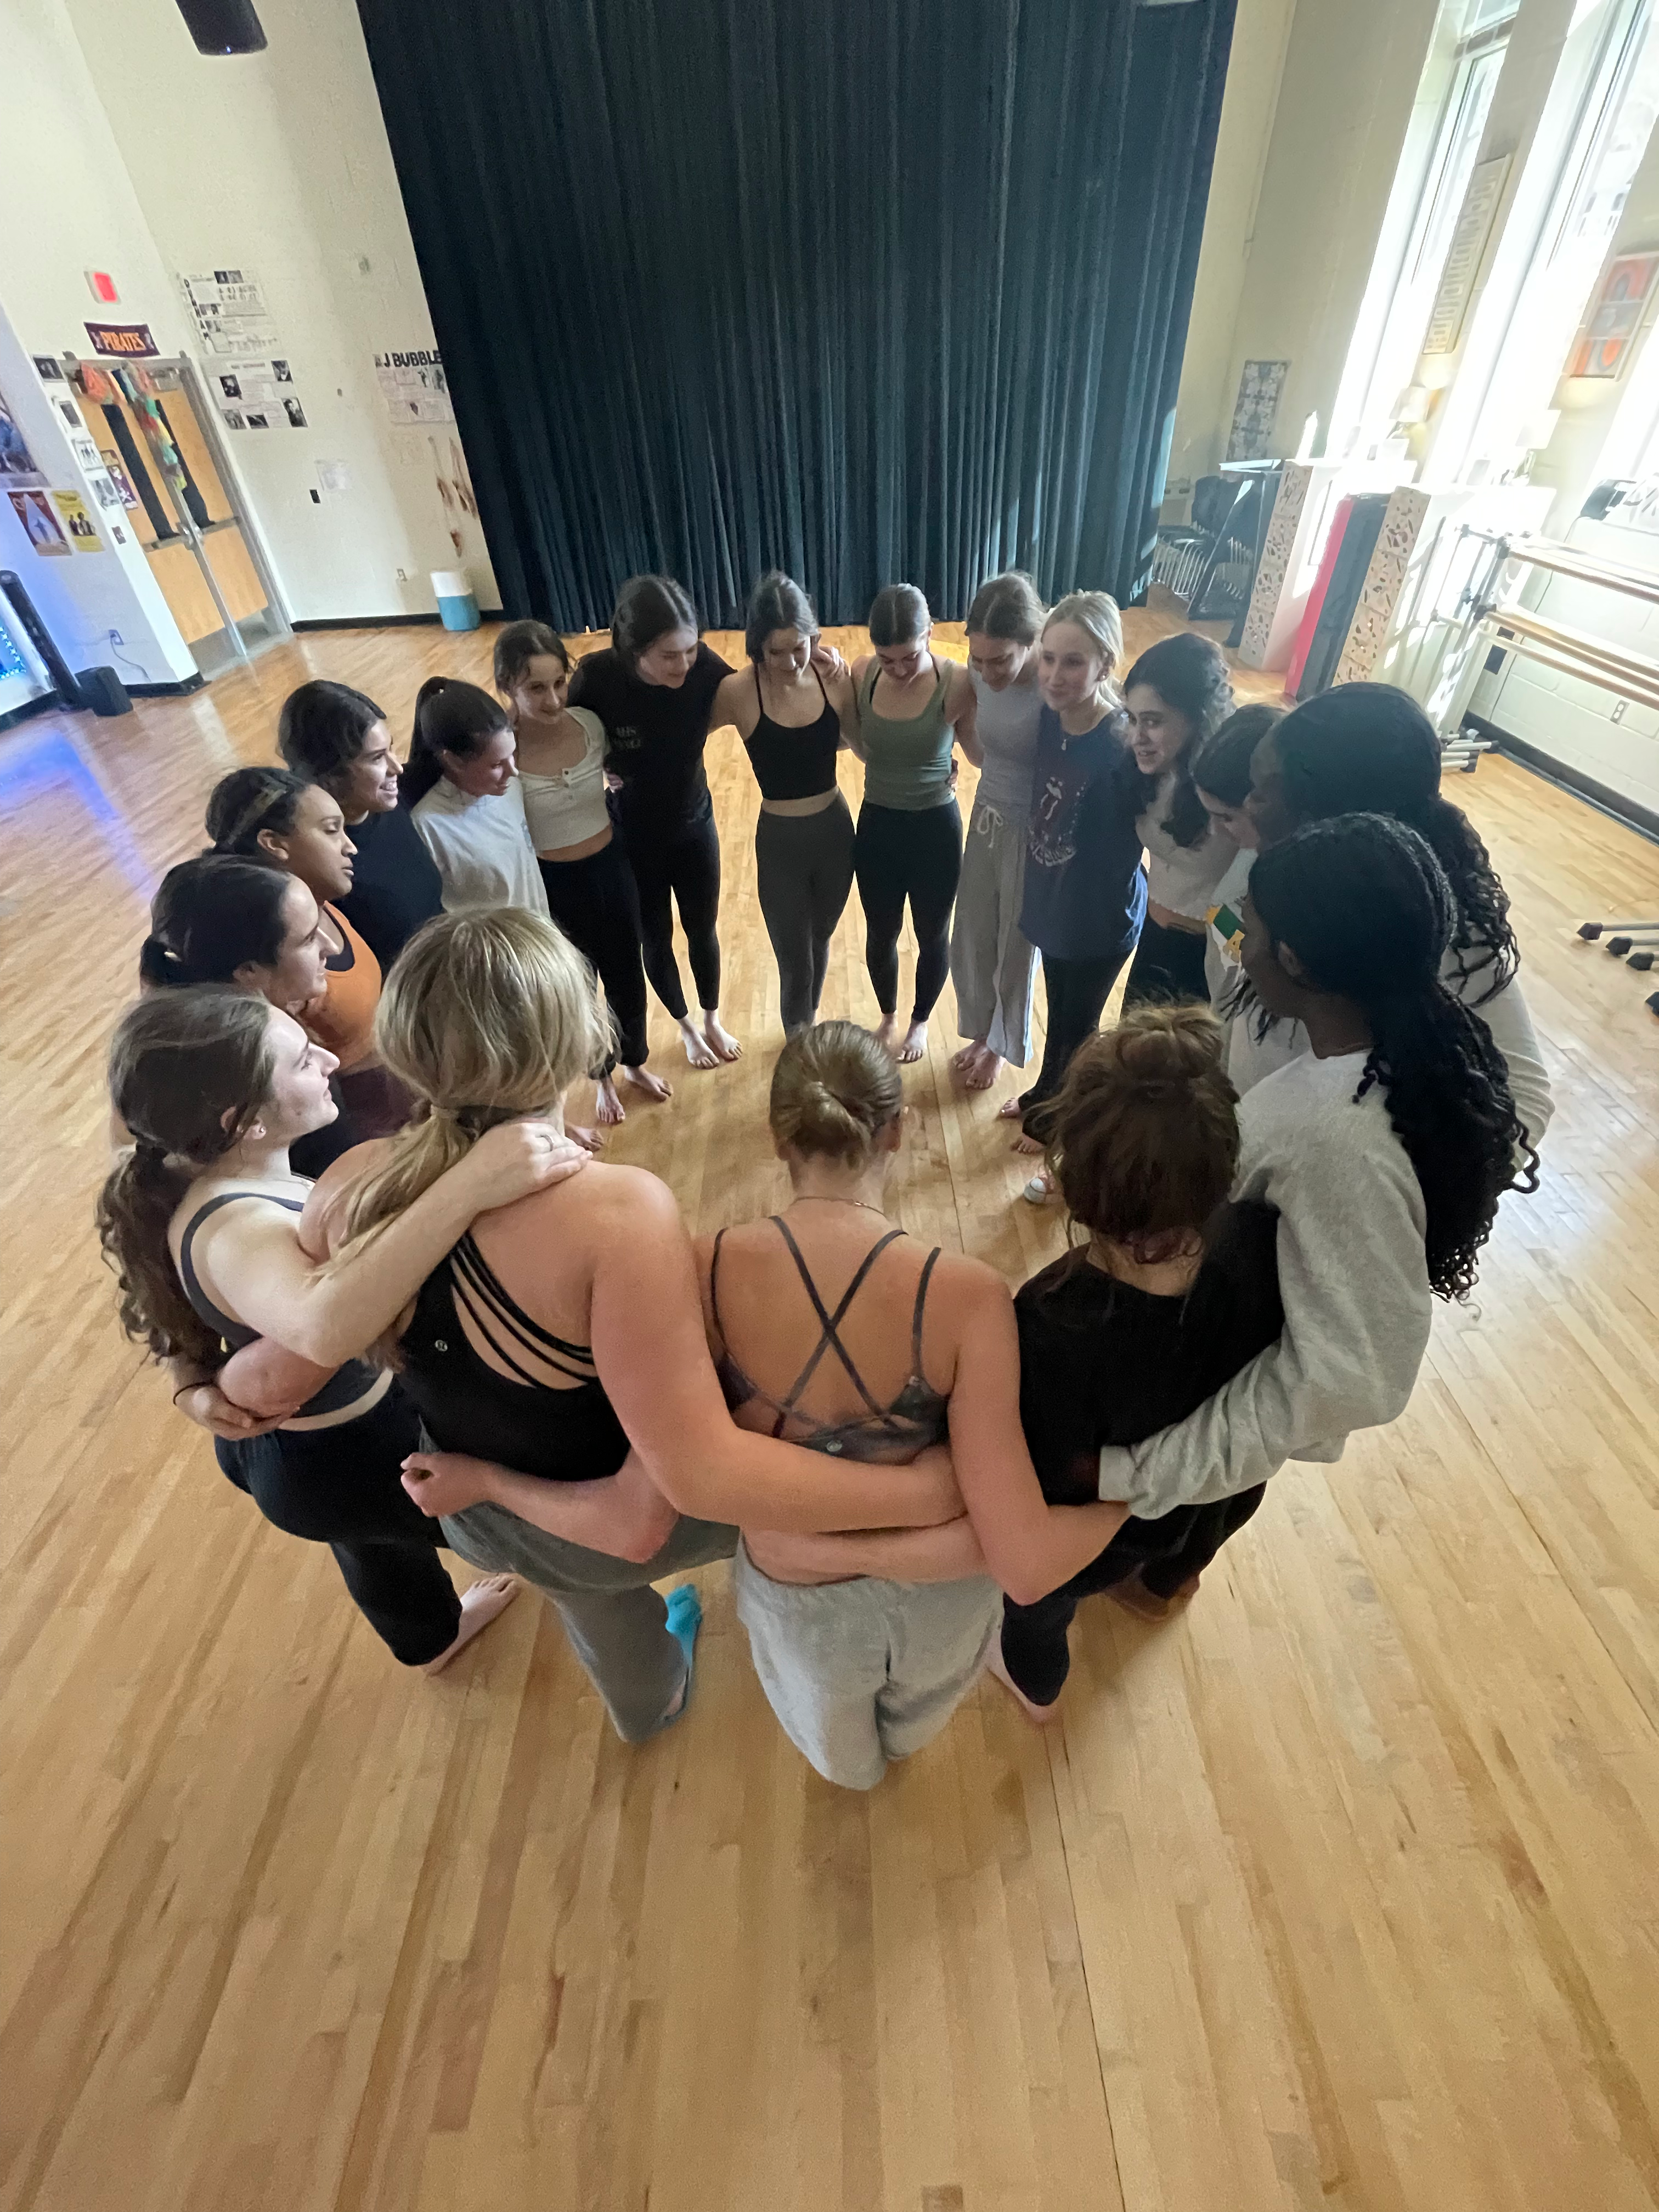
[
  {"x1": 1271, "y1": 684, "x2": 1518, "y2": 1003},
  {"x1": 1248, "y1": 815, "x2": 1534, "y2": 1302},
  {"x1": 205, "y1": 764, "x2": 312, "y2": 856}
]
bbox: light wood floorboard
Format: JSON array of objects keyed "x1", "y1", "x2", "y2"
[{"x1": 1, "y1": 610, "x2": 1656, "y2": 2211}]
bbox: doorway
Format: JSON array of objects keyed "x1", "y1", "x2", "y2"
[{"x1": 70, "y1": 356, "x2": 286, "y2": 675}]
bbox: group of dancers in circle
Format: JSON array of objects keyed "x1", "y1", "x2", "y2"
[{"x1": 94, "y1": 564, "x2": 1555, "y2": 1785}]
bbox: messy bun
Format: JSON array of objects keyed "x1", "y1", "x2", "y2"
[
  {"x1": 1048, "y1": 1005, "x2": 1239, "y2": 1250},
  {"x1": 770, "y1": 1020, "x2": 902, "y2": 1169}
]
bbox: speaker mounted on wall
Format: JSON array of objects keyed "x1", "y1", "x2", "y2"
[{"x1": 175, "y1": 0, "x2": 267, "y2": 55}]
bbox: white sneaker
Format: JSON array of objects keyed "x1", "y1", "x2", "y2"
[{"x1": 1022, "y1": 1171, "x2": 1054, "y2": 1205}]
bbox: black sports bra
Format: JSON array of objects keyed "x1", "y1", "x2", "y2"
[
  {"x1": 177, "y1": 1190, "x2": 376, "y2": 1418},
  {"x1": 709, "y1": 1217, "x2": 949, "y2": 1459},
  {"x1": 397, "y1": 1231, "x2": 630, "y2": 1482},
  {"x1": 742, "y1": 668, "x2": 842, "y2": 802}
]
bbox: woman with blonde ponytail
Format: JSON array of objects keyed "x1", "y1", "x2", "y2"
[
  {"x1": 284, "y1": 912, "x2": 963, "y2": 1746},
  {"x1": 695, "y1": 1020, "x2": 1128, "y2": 1790},
  {"x1": 95, "y1": 985, "x2": 584, "y2": 1672},
  {"x1": 1008, "y1": 592, "x2": 1147, "y2": 1202}
]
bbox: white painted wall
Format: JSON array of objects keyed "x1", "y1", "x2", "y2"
[{"x1": 4, "y1": 0, "x2": 498, "y2": 627}]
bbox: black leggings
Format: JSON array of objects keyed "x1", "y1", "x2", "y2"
[
  {"x1": 216, "y1": 1383, "x2": 461, "y2": 1667},
  {"x1": 620, "y1": 799, "x2": 721, "y2": 1020},
  {"x1": 1000, "y1": 1487, "x2": 1266, "y2": 1707},
  {"x1": 539, "y1": 839, "x2": 651, "y2": 1070},
  {"x1": 1019, "y1": 947, "x2": 1132, "y2": 1139},
  {"x1": 1121, "y1": 915, "x2": 1211, "y2": 1009},
  {"x1": 854, "y1": 798, "x2": 962, "y2": 1021}
]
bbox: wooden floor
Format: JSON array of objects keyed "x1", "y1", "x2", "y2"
[{"x1": 2, "y1": 607, "x2": 1658, "y2": 2212}]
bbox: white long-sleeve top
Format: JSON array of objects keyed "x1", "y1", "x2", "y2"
[{"x1": 1098, "y1": 1049, "x2": 1432, "y2": 1517}]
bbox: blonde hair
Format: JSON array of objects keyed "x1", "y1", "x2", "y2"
[
  {"x1": 1044, "y1": 590, "x2": 1124, "y2": 710},
  {"x1": 330, "y1": 910, "x2": 607, "y2": 1320},
  {"x1": 770, "y1": 1020, "x2": 902, "y2": 1169}
]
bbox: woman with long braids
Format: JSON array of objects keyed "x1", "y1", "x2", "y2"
[
  {"x1": 1228, "y1": 682, "x2": 1553, "y2": 1149},
  {"x1": 1118, "y1": 631, "x2": 1235, "y2": 1007},
  {"x1": 1092, "y1": 811, "x2": 1533, "y2": 1526},
  {"x1": 96, "y1": 986, "x2": 583, "y2": 1672},
  {"x1": 567, "y1": 575, "x2": 742, "y2": 1069},
  {"x1": 276, "y1": 680, "x2": 443, "y2": 967},
  {"x1": 712, "y1": 573, "x2": 859, "y2": 1036},
  {"x1": 950, "y1": 571, "x2": 1046, "y2": 1089},
  {"x1": 849, "y1": 584, "x2": 979, "y2": 1063},
  {"x1": 286, "y1": 912, "x2": 963, "y2": 1745},
  {"x1": 404, "y1": 678, "x2": 551, "y2": 921},
  {"x1": 493, "y1": 619, "x2": 669, "y2": 1123}
]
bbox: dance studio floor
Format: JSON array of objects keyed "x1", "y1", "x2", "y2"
[{"x1": 2, "y1": 608, "x2": 1657, "y2": 2212}]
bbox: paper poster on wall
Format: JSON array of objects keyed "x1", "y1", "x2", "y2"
[
  {"x1": 1566, "y1": 252, "x2": 1659, "y2": 378},
  {"x1": 98, "y1": 450, "x2": 140, "y2": 509},
  {"x1": 216, "y1": 359, "x2": 307, "y2": 426},
  {"x1": 375, "y1": 349, "x2": 453, "y2": 424},
  {"x1": 1, "y1": 389, "x2": 48, "y2": 488},
  {"x1": 1226, "y1": 360, "x2": 1288, "y2": 463},
  {"x1": 51, "y1": 489, "x2": 103, "y2": 550},
  {"x1": 8, "y1": 488, "x2": 71, "y2": 554},
  {"x1": 180, "y1": 269, "x2": 278, "y2": 358}
]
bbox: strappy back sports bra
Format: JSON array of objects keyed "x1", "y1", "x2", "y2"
[
  {"x1": 397, "y1": 1230, "x2": 630, "y2": 1482},
  {"x1": 177, "y1": 1190, "x2": 377, "y2": 1418},
  {"x1": 709, "y1": 1216, "x2": 950, "y2": 1460}
]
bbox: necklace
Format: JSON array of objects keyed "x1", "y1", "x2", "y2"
[{"x1": 789, "y1": 1194, "x2": 890, "y2": 1220}]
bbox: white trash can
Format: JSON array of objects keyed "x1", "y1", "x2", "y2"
[{"x1": 431, "y1": 568, "x2": 479, "y2": 631}]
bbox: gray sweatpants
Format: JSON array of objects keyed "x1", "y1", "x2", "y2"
[
  {"x1": 949, "y1": 798, "x2": 1037, "y2": 1063},
  {"x1": 755, "y1": 795, "x2": 856, "y2": 1035},
  {"x1": 731, "y1": 1539, "x2": 1001, "y2": 1790},
  {"x1": 442, "y1": 1500, "x2": 737, "y2": 1742}
]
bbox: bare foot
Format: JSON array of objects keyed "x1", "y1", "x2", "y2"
[
  {"x1": 964, "y1": 1045, "x2": 1001, "y2": 1091},
  {"x1": 1012, "y1": 1131, "x2": 1044, "y2": 1155},
  {"x1": 873, "y1": 1014, "x2": 902, "y2": 1058},
  {"x1": 623, "y1": 1063, "x2": 673, "y2": 1103},
  {"x1": 701, "y1": 1011, "x2": 743, "y2": 1063},
  {"x1": 678, "y1": 1015, "x2": 720, "y2": 1070},
  {"x1": 1107, "y1": 1572, "x2": 1200, "y2": 1624},
  {"x1": 895, "y1": 1019, "x2": 928, "y2": 1064},
  {"x1": 595, "y1": 1076, "x2": 626, "y2": 1127},
  {"x1": 995, "y1": 1096, "x2": 1025, "y2": 1121},
  {"x1": 951, "y1": 1040, "x2": 985, "y2": 1074},
  {"x1": 987, "y1": 1639, "x2": 1061, "y2": 1725},
  {"x1": 568, "y1": 1123, "x2": 606, "y2": 1154},
  {"x1": 425, "y1": 1575, "x2": 519, "y2": 1674}
]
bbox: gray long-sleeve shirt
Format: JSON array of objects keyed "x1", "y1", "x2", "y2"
[{"x1": 1099, "y1": 1050, "x2": 1432, "y2": 1517}]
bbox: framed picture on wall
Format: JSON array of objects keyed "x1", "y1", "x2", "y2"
[{"x1": 1566, "y1": 252, "x2": 1659, "y2": 379}]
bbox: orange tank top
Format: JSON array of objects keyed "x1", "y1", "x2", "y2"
[{"x1": 307, "y1": 905, "x2": 381, "y2": 1070}]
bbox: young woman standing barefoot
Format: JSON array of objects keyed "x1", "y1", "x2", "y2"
[
  {"x1": 1118, "y1": 631, "x2": 1235, "y2": 1007},
  {"x1": 568, "y1": 576, "x2": 742, "y2": 1070},
  {"x1": 950, "y1": 572, "x2": 1045, "y2": 1091},
  {"x1": 849, "y1": 585, "x2": 979, "y2": 1063},
  {"x1": 714, "y1": 572, "x2": 859, "y2": 1036},
  {"x1": 97, "y1": 988, "x2": 583, "y2": 1675},
  {"x1": 494, "y1": 619, "x2": 669, "y2": 1126},
  {"x1": 1009, "y1": 593, "x2": 1144, "y2": 1201}
]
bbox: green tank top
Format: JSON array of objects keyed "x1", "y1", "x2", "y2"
[{"x1": 859, "y1": 658, "x2": 955, "y2": 810}]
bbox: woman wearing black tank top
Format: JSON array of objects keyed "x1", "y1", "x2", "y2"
[
  {"x1": 296, "y1": 912, "x2": 964, "y2": 1745},
  {"x1": 95, "y1": 987, "x2": 584, "y2": 1674},
  {"x1": 710, "y1": 573, "x2": 859, "y2": 1035},
  {"x1": 698, "y1": 1023, "x2": 1128, "y2": 1789}
]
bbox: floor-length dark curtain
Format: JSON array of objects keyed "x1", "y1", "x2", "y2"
[{"x1": 357, "y1": 0, "x2": 1235, "y2": 629}]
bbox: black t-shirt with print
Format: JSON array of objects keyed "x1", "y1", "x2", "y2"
[{"x1": 568, "y1": 642, "x2": 732, "y2": 830}]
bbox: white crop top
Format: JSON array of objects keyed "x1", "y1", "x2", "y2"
[
  {"x1": 1136, "y1": 772, "x2": 1232, "y2": 921},
  {"x1": 518, "y1": 709, "x2": 610, "y2": 853}
]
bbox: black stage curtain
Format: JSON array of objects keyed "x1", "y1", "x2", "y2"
[{"x1": 357, "y1": 0, "x2": 1235, "y2": 628}]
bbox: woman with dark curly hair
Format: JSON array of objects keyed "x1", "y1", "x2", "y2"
[
  {"x1": 1225, "y1": 681, "x2": 1552, "y2": 1150},
  {"x1": 1119, "y1": 631, "x2": 1235, "y2": 1007},
  {"x1": 1094, "y1": 811, "x2": 1534, "y2": 1524}
]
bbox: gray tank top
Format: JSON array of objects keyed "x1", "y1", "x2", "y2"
[
  {"x1": 968, "y1": 668, "x2": 1042, "y2": 817},
  {"x1": 178, "y1": 1190, "x2": 377, "y2": 1418},
  {"x1": 860, "y1": 658, "x2": 956, "y2": 811}
]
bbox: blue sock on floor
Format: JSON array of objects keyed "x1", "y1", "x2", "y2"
[{"x1": 664, "y1": 1582, "x2": 702, "y2": 1692}]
